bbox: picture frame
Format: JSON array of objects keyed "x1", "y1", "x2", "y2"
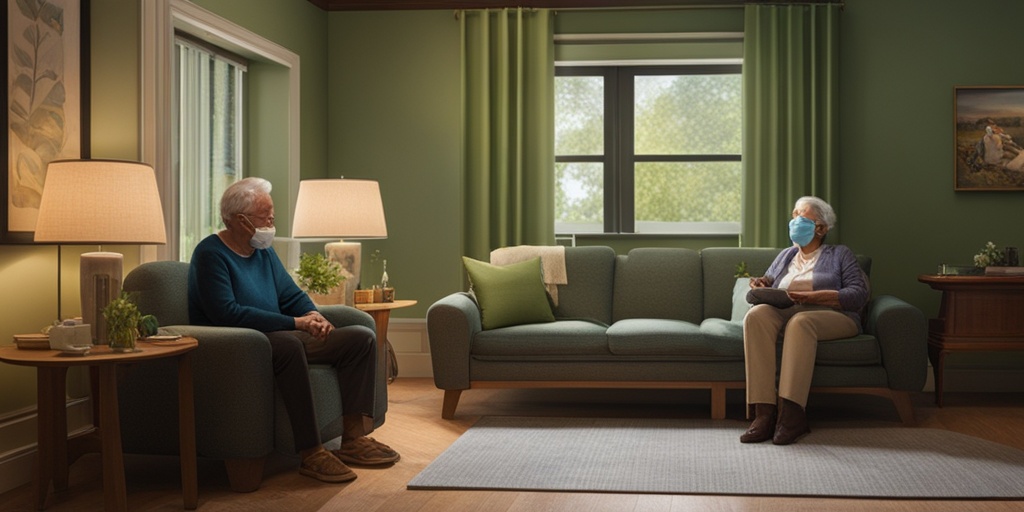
[
  {"x1": 1, "y1": 0, "x2": 90, "y2": 244},
  {"x1": 954, "y1": 86, "x2": 1024, "y2": 191}
]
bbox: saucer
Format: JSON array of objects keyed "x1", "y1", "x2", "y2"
[{"x1": 59, "y1": 345, "x2": 91, "y2": 356}]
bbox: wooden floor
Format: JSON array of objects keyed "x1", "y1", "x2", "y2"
[{"x1": 3, "y1": 378, "x2": 1023, "y2": 512}]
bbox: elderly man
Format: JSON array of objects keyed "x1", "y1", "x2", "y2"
[{"x1": 188, "y1": 177, "x2": 398, "y2": 483}]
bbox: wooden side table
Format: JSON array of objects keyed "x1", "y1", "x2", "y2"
[
  {"x1": 0, "y1": 338, "x2": 199, "y2": 511},
  {"x1": 918, "y1": 275, "x2": 1024, "y2": 406},
  {"x1": 356, "y1": 299, "x2": 416, "y2": 384}
]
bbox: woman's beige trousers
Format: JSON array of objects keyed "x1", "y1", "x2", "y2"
[{"x1": 743, "y1": 304, "x2": 858, "y2": 407}]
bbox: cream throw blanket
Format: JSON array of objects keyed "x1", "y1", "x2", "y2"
[{"x1": 490, "y1": 245, "x2": 568, "y2": 306}]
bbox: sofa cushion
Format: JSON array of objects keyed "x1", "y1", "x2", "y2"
[
  {"x1": 607, "y1": 318, "x2": 743, "y2": 359},
  {"x1": 471, "y1": 320, "x2": 610, "y2": 356},
  {"x1": 463, "y1": 256, "x2": 555, "y2": 330},
  {"x1": 612, "y1": 248, "x2": 703, "y2": 323},
  {"x1": 701, "y1": 247, "x2": 782, "y2": 322},
  {"x1": 699, "y1": 317, "x2": 744, "y2": 344},
  {"x1": 551, "y1": 246, "x2": 616, "y2": 325},
  {"x1": 815, "y1": 335, "x2": 882, "y2": 366},
  {"x1": 731, "y1": 277, "x2": 752, "y2": 322}
]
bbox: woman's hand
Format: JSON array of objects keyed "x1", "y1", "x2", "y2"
[
  {"x1": 787, "y1": 290, "x2": 841, "y2": 308},
  {"x1": 295, "y1": 311, "x2": 334, "y2": 341},
  {"x1": 749, "y1": 277, "x2": 771, "y2": 288}
]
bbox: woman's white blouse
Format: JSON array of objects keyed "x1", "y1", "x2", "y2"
[{"x1": 777, "y1": 247, "x2": 820, "y2": 291}]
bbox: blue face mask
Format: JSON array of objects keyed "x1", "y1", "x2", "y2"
[{"x1": 789, "y1": 216, "x2": 817, "y2": 247}]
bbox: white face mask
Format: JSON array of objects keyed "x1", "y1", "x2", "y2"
[{"x1": 243, "y1": 216, "x2": 276, "y2": 250}]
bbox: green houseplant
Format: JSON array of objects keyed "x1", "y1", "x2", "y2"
[
  {"x1": 974, "y1": 241, "x2": 1007, "y2": 268},
  {"x1": 103, "y1": 292, "x2": 142, "y2": 352},
  {"x1": 296, "y1": 252, "x2": 346, "y2": 295}
]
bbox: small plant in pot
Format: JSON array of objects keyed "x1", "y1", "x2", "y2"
[
  {"x1": 103, "y1": 292, "x2": 142, "y2": 352},
  {"x1": 296, "y1": 252, "x2": 346, "y2": 296}
]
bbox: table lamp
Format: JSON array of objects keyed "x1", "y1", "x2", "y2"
[
  {"x1": 34, "y1": 159, "x2": 167, "y2": 344},
  {"x1": 291, "y1": 179, "x2": 387, "y2": 305}
]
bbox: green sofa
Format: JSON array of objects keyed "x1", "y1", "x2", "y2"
[
  {"x1": 116, "y1": 261, "x2": 387, "y2": 492},
  {"x1": 426, "y1": 246, "x2": 927, "y2": 423}
]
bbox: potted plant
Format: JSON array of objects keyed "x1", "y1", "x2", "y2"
[
  {"x1": 103, "y1": 292, "x2": 142, "y2": 352},
  {"x1": 295, "y1": 252, "x2": 346, "y2": 302},
  {"x1": 974, "y1": 241, "x2": 1007, "y2": 268}
]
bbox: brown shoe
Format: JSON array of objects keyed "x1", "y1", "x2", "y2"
[
  {"x1": 740, "y1": 403, "x2": 777, "y2": 443},
  {"x1": 332, "y1": 437, "x2": 400, "y2": 466},
  {"x1": 773, "y1": 398, "x2": 810, "y2": 445},
  {"x1": 299, "y1": 450, "x2": 357, "y2": 483}
]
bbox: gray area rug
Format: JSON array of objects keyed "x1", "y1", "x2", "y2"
[{"x1": 408, "y1": 416, "x2": 1024, "y2": 498}]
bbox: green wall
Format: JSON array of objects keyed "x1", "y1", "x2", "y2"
[
  {"x1": 840, "y1": 0, "x2": 1024, "y2": 381},
  {"x1": 193, "y1": 0, "x2": 329, "y2": 183},
  {"x1": 841, "y1": 0, "x2": 1024, "y2": 310},
  {"x1": 327, "y1": 10, "x2": 463, "y2": 318}
]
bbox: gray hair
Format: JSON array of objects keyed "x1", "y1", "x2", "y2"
[
  {"x1": 794, "y1": 195, "x2": 836, "y2": 231},
  {"x1": 220, "y1": 177, "x2": 272, "y2": 225}
]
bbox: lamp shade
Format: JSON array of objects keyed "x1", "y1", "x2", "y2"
[
  {"x1": 291, "y1": 179, "x2": 387, "y2": 239},
  {"x1": 34, "y1": 159, "x2": 167, "y2": 244}
]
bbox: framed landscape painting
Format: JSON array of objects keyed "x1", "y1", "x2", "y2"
[
  {"x1": 954, "y1": 86, "x2": 1024, "y2": 191},
  {"x1": 1, "y1": 0, "x2": 90, "y2": 243}
]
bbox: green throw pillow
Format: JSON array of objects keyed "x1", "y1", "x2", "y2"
[
  {"x1": 462, "y1": 256, "x2": 555, "y2": 330},
  {"x1": 731, "y1": 277, "x2": 752, "y2": 322}
]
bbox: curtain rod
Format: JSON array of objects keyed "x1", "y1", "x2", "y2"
[
  {"x1": 453, "y1": 2, "x2": 843, "y2": 19},
  {"x1": 552, "y1": 2, "x2": 844, "y2": 13}
]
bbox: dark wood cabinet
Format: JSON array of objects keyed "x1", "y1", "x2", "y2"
[{"x1": 918, "y1": 275, "x2": 1024, "y2": 406}]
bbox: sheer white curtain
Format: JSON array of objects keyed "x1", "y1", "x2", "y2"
[{"x1": 174, "y1": 37, "x2": 245, "y2": 261}]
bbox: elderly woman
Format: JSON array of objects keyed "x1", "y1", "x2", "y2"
[
  {"x1": 188, "y1": 177, "x2": 399, "y2": 483},
  {"x1": 741, "y1": 196, "x2": 869, "y2": 445}
]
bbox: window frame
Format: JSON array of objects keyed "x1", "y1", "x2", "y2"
[
  {"x1": 555, "y1": 63, "x2": 742, "y2": 236},
  {"x1": 141, "y1": 0, "x2": 301, "y2": 262}
]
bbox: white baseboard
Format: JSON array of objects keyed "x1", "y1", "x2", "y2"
[
  {"x1": 390, "y1": 318, "x2": 433, "y2": 378},
  {"x1": 0, "y1": 397, "x2": 94, "y2": 495}
]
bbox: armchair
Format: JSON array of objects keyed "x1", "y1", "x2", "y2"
[{"x1": 117, "y1": 261, "x2": 387, "y2": 492}]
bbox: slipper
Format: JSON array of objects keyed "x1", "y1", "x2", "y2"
[
  {"x1": 332, "y1": 437, "x2": 400, "y2": 466},
  {"x1": 298, "y1": 450, "x2": 357, "y2": 483}
]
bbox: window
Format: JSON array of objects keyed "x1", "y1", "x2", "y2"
[
  {"x1": 555, "y1": 65, "x2": 742, "y2": 235},
  {"x1": 174, "y1": 35, "x2": 246, "y2": 261}
]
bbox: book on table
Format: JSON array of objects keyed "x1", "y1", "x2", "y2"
[{"x1": 984, "y1": 266, "x2": 1024, "y2": 276}]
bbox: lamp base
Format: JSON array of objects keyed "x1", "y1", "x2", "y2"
[
  {"x1": 325, "y1": 241, "x2": 361, "y2": 306},
  {"x1": 80, "y1": 252, "x2": 123, "y2": 344}
]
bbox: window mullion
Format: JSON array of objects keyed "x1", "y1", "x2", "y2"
[
  {"x1": 618, "y1": 68, "x2": 635, "y2": 234},
  {"x1": 603, "y1": 68, "x2": 618, "y2": 233}
]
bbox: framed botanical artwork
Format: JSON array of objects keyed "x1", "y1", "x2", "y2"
[
  {"x1": 954, "y1": 86, "x2": 1024, "y2": 191},
  {"x1": 1, "y1": 0, "x2": 90, "y2": 243}
]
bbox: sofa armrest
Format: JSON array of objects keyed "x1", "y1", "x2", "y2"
[
  {"x1": 318, "y1": 304, "x2": 376, "y2": 332},
  {"x1": 121, "y1": 325, "x2": 276, "y2": 459},
  {"x1": 426, "y1": 292, "x2": 481, "y2": 390},
  {"x1": 863, "y1": 295, "x2": 928, "y2": 392}
]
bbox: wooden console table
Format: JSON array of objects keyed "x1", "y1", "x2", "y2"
[{"x1": 918, "y1": 275, "x2": 1024, "y2": 406}]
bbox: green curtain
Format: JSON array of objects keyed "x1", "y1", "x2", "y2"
[
  {"x1": 741, "y1": 4, "x2": 840, "y2": 247},
  {"x1": 461, "y1": 8, "x2": 555, "y2": 261}
]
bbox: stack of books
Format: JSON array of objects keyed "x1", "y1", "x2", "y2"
[
  {"x1": 13, "y1": 333, "x2": 50, "y2": 350},
  {"x1": 984, "y1": 266, "x2": 1024, "y2": 276}
]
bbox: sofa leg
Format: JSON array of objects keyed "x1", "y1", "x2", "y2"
[
  {"x1": 224, "y1": 457, "x2": 265, "y2": 493},
  {"x1": 891, "y1": 391, "x2": 915, "y2": 426},
  {"x1": 442, "y1": 389, "x2": 463, "y2": 420},
  {"x1": 710, "y1": 384, "x2": 727, "y2": 420}
]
